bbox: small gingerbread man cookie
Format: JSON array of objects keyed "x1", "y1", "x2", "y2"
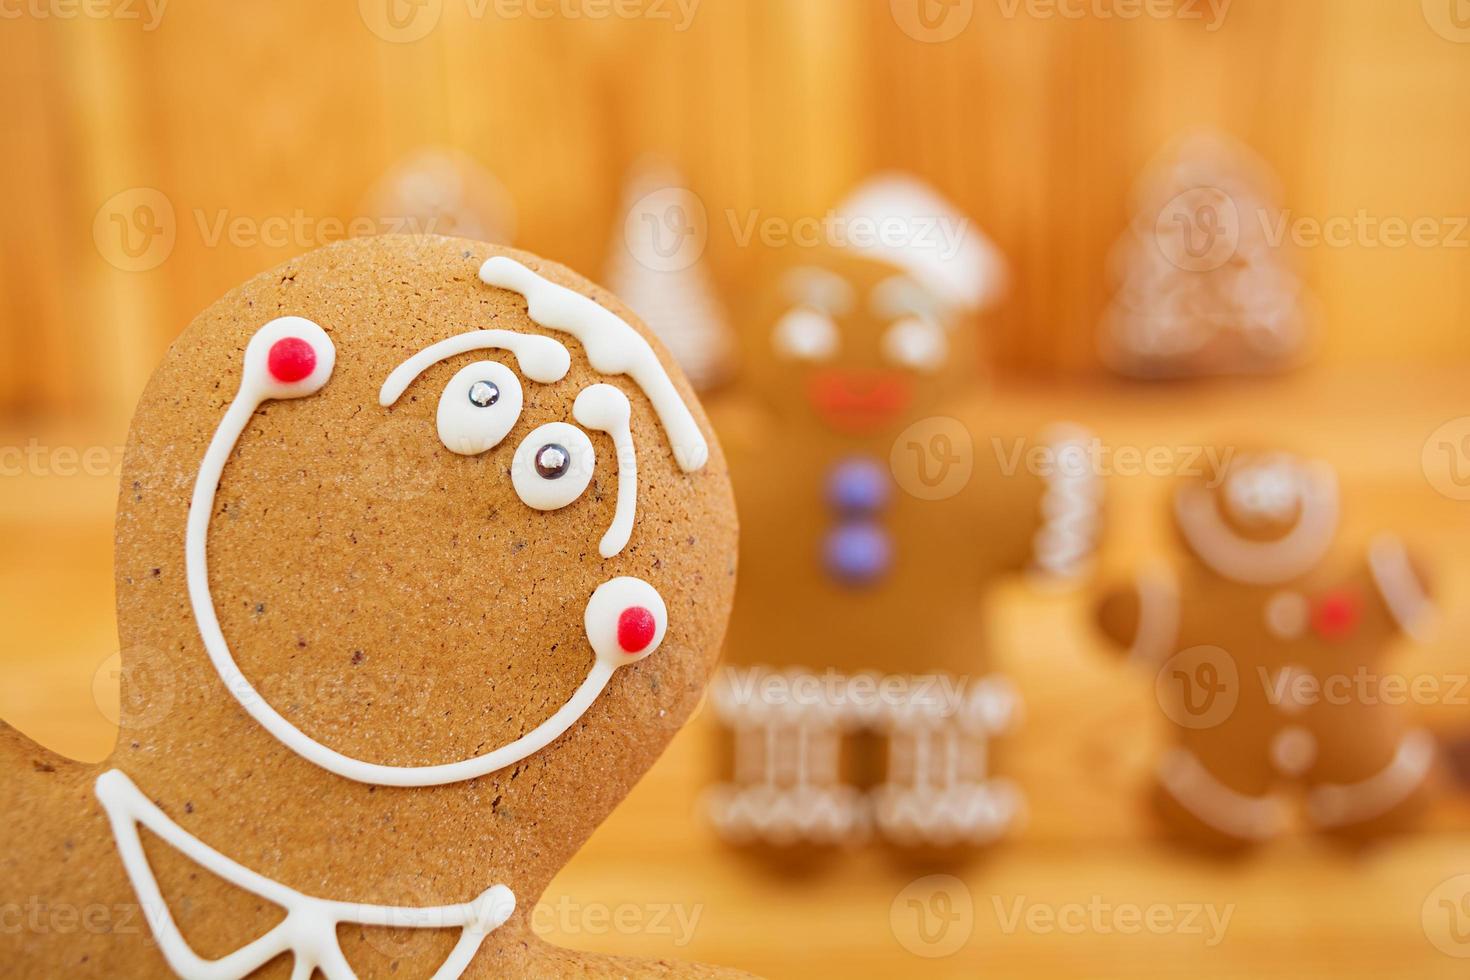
[
  {"x1": 1097, "y1": 449, "x2": 1438, "y2": 848},
  {"x1": 0, "y1": 235, "x2": 750, "y2": 979}
]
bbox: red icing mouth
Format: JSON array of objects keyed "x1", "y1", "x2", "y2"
[{"x1": 805, "y1": 369, "x2": 913, "y2": 435}]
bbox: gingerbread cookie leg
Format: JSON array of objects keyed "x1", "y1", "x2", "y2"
[
  {"x1": 1154, "y1": 747, "x2": 1291, "y2": 847},
  {"x1": 1306, "y1": 730, "x2": 1435, "y2": 840},
  {"x1": 871, "y1": 675, "x2": 1022, "y2": 850},
  {"x1": 704, "y1": 667, "x2": 868, "y2": 848}
]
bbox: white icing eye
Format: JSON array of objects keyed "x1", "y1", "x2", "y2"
[
  {"x1": 882, "y1": 317, "x2": 948, "y2": 372},
  {"x1": 772, "y1": 308, "x2": 838, "y2": 362},
  {"x1": 511, "y1": 422, "x2": 595, "y2": 510},
  {"x1": 437, "y1": 361, "x2": 523, "y2": 456},
  {"x1": 584, "y1": 576, "x2": 668, "y2": 667}
]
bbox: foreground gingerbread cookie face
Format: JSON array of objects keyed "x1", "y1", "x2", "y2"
[
  {"x1": 181, "y1": 257, "x2": 704, "y2": 788},
  {"x1": 3, "y1": 235, "x2": 740, "y2": 979},
  {"x1": 135, "y1": 239, "x2": 732, "y2": 777}
]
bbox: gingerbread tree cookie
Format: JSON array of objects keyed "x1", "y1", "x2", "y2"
[
  {"x1": 1, "y1": 235, "x2": 750, "y2": 979},
  {"x1": 361, "y1": 147, "x2": 517, "y2": 244},
  {"x1": 1100, "y1": 132, "x2": 1316, "y2": 380},
  {"x1": 1097, "y1": 450, "x2": 1438, "y2": 848}
]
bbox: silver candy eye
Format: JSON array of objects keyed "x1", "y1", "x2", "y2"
[
  {"x1": 512, "y1": 422, "x2": 594, "y2": 511},
  {"x1": 437, "y1": 361, "x2": 522, "y2": 456},
  {"x1": 534, "y1": 443, "x2": 571, "y2": 480},
  {"x1": 468, "y1": 380, "x2": 500, "y2": 408}
]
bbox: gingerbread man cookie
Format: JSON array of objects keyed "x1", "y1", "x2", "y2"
[
  {"x1": 703, "y1": 178, "x2": 1101, "y2": 854},
  {"x1": 1097, "y1": 449, "x2": 1438, "y2": 848},
  {"x1": 1, "y1": 235, "x2": 748, "y2": 978}
]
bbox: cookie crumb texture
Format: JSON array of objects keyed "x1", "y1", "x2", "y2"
[{"x1": 1, "y1": 234, "x2": 746, "y2": 978}]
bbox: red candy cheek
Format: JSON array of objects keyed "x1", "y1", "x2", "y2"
[
  {"x1": 617, "y1": 606, "x2": 658, "y2": 655},
  {"x1": 267, "y1": 337, "x2": 317, "y2": 383},
  {"x1": 1313, "y1": 591, "x2": 1361, "y2": 641}
]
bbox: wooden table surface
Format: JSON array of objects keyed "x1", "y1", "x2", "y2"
[{"x1": 4, "y1": 367, "x2": 1470, "y2": 979}]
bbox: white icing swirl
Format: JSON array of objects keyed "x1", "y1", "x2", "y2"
[
  {"x1": 379, "y1": 329, "x2": 570, "y2": 407},
  {"x1": 574, "y1": 384, "x2": 637, "y2": 558},
  {"x1": 478, "y1": 257, "x2": 709, "y2": 473}
]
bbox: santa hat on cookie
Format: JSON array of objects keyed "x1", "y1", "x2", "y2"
[{"x1": 834, "y1": 174, "x2": 1008, "y2": 314}]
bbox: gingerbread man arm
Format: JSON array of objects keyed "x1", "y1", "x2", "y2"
[
  {"x1": 1094, "y1": 563, "x2": 1182, "y2": 666},
  {"x1": 1367, "y1": 533, "x2": 1438, "y2": 643},
  {"x1": 0, "y1": 718, "x2": 82, "y2": 788},
  {"x1": 989, "y1": 423, "x2": 1104, "y2": 585}
]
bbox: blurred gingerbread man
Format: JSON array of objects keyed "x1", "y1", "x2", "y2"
[
  {"x1": 704, "y1": 177, "x2": 1102, "y2": 854},
  {"x1": 1098, "y1": 449, "x2": 1438, "y2": 847}
]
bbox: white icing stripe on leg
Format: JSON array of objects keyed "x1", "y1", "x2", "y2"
[
  {"x1": 1156, "y1": 748, "x2": 1289, "y2": 842},
  {"x1": 574, "y1": 384, "x2": 638, "y2": 558},
  {"x1": 379, "y1": 329, "x2": 571, "y2": 405},
  {"x1": 1368, "y1": 534, "x2": 1437, "y2": 643},
  {"x1": 1306, "y1": 729, "x2": 1435, "y2": 829},
  {"x1": 96, "y1": 770, "x2": 515, "y2": 980},
  {"x1": 478, "y1": 257, "x2": 709, "y2": 473}
]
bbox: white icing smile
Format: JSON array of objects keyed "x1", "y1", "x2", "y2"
[{"x1": 188, "y1": 267, "x2": 702, "y2": 787}]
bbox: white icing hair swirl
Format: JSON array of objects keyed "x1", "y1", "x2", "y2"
[{"x1": 478, "y1": 256, "x2": 710, "y2": 473}]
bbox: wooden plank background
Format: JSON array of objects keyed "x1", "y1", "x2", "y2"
[{"x1": 2, "y1": 0, "x2": 1469, "y2": 430}]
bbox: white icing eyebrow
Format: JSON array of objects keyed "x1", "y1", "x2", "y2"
[
  {"x1": 379, "y1": 329, "x2": 571, "y2": 406},
  {"x1": 870, "y1": 275, "x2": 943, "y2": 321},
  {"x1": 782, "y1": 266, "x2": 856, "y2": 315},
  {"x1": 574, "y1": 384, "x2": 636, "y2": 558},
  {"x1": 478, "y1": 257, "x2": 709, "y2": 473}
]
